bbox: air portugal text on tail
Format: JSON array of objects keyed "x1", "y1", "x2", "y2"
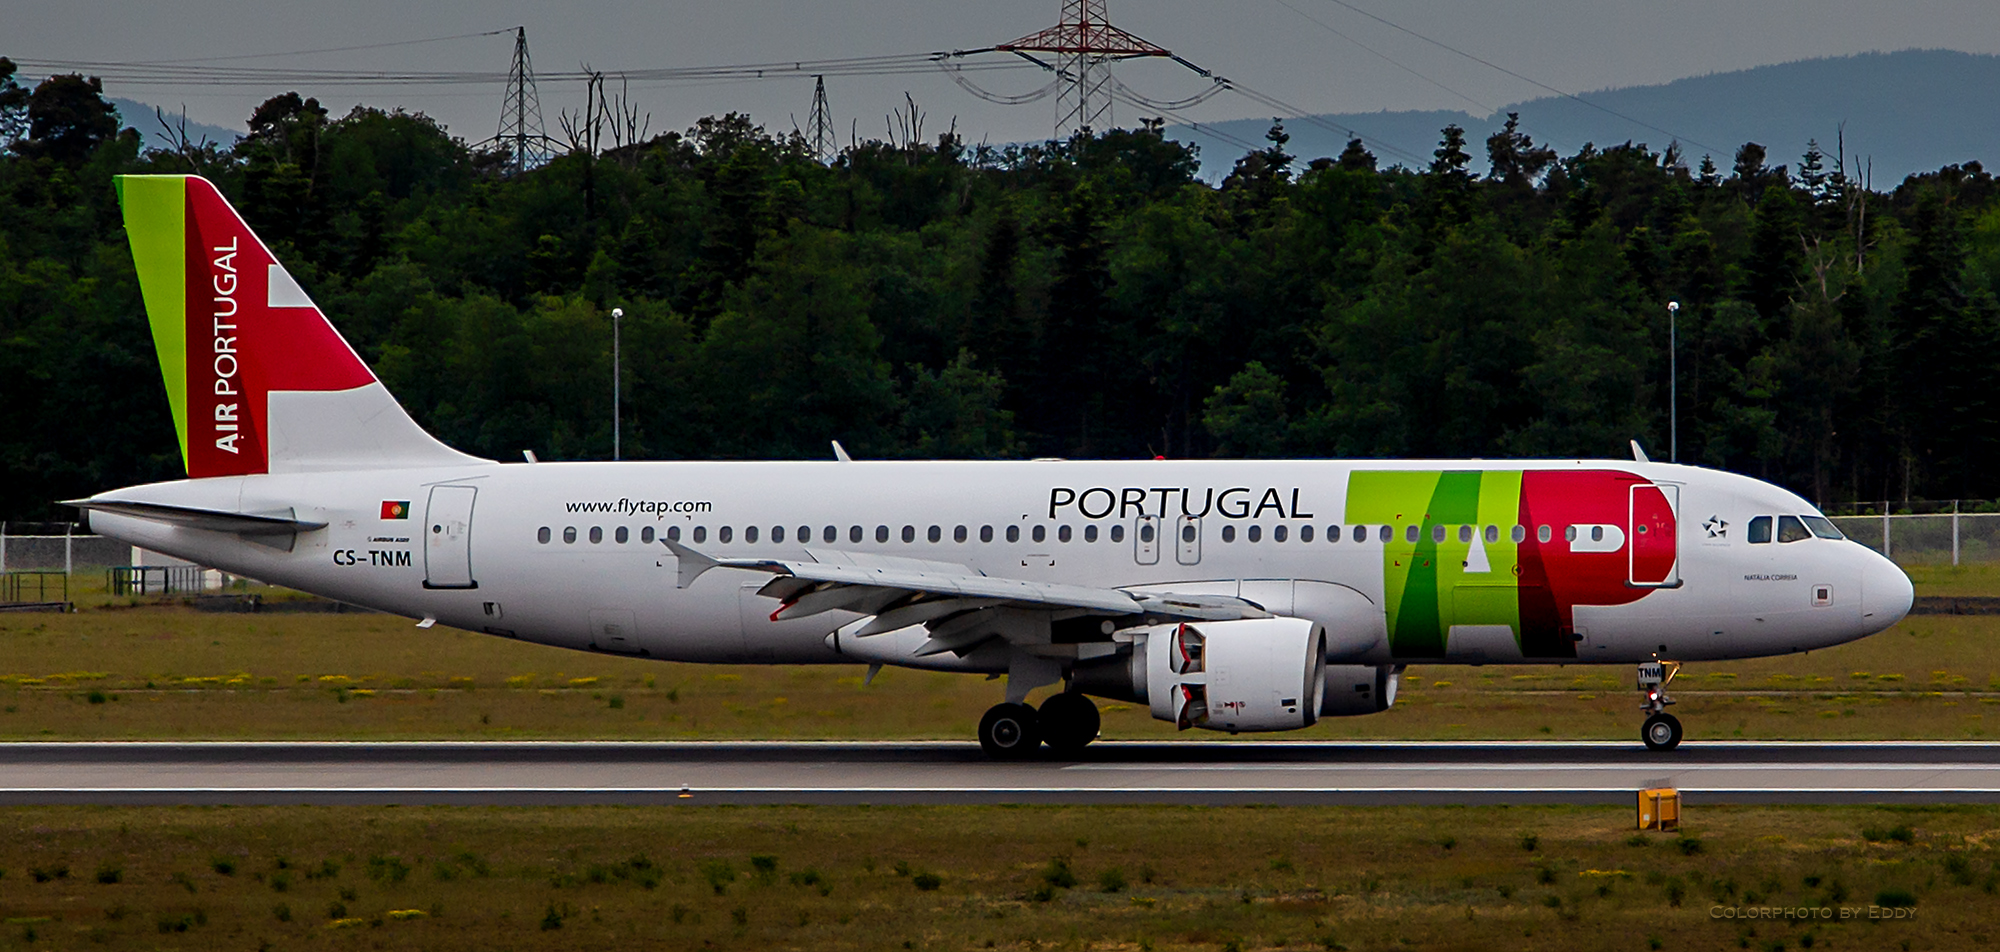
[
  {"x1": 116, "y1": 175, "x2": 471, "y2": 476},
  {"x1": 80, "y1": 174, "x2": 1916, "y2": 760}
]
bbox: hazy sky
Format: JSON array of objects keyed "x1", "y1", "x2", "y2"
[{"x1": 12, "y1": 0, "x2": 2000, "y2": 146}]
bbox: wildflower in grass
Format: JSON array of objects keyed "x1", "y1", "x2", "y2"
[
  {"x1": 387, "y1": 909, "x2": 426, "y2": 920},
  {"x1": 569, "y1": 677, "x2": 599, "y2": 687}
]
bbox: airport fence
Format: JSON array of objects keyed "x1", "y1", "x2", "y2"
[
  {"x1": 1828, "y1": 503, "x2": 2000, "y2": 565},
  {"x1": 0, "y1": 522, "x2": 126, "y2": 573}
]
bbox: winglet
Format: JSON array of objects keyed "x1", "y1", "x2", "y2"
[
  {"x1": 1630, "y1": 440, "x2": 1650, "y2": 463},
  {"x1": 664, "y1": 539, "x2": 719, "y2": 589},
  {"x1": 831, "y1": 440, "x2": 853, "y2": 462}
]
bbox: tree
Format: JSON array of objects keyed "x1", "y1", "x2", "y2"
[
  {"x1": 16, "y1": 73, "x2": 119, "y2": 164},
  {"x1": 0, "y1": 58, "x2": 29, "y2": 146}
]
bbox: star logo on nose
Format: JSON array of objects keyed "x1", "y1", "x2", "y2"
[{"x1": 1703, "y1": 515, "x2": 1728, "y2": 539}]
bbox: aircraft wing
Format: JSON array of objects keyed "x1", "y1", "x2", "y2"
[{"x1": 665, "y1": 540, "x2": 1267, "y2": 633}]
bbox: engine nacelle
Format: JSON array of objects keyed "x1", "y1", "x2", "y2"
[
  {"x1": 1139, "y1": 618, "x2": 1327, "y2": 732},
  {"x1": 1319, "y1": 663, "x2": 1399, "y2": 717}
]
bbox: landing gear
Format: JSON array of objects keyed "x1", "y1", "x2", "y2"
[
  {"x1": 1643, "y1": 712, "x2": 1683, "y2": 751},
  {"x1": 1038, "y1": 693, "x2": 1101, "y2": 756},
  {"x1": 978, "y1": 702, "x2": 1042, "y2": 759},
  {"x1": 1638, "y1": 660, "x2": 1683, "y2": 751}
]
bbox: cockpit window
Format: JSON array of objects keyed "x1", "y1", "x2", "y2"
[
  {"x1": 1776, "y1": 514, "x2": 1811, "y2": 543},
  {"x1": 1747, "y1": 515, "x2": 1772, "y2": 544},
  {"x1": 1801, "y1": 515, "x2": 1844, "y2": 540}
]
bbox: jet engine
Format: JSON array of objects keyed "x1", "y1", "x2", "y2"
[
  {"x1": 1069, "y1": 619, "x2": 1399, "y2": 730},
  {"x1": 1138, "y1": 618, "x2": 1327, "y2": 732}
]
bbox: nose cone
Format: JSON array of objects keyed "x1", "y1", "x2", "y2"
[{"x1": 1860, "y1": 550, "x2": 1914, "y2": 633}]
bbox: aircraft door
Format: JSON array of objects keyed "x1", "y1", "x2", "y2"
[
  {"x1": 423, "y1": 485, "x2": 477, "y2": 589},
  {"x1": 1176, "y1": 515, "x2": 1202, "y2": 565},
  {"x1": 1134, "y1": 515, "x2": 1160, "y2": 565},
  {"x1": 1629, "y1": 483, "x2": 1680, "y2": 587}
]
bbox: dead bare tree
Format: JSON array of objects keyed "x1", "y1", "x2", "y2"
[{"x1": 151, "y1": 105, "x2": 215, "y2": 173}]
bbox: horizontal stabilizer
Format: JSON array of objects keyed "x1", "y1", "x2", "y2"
[{"x1": 66, "y1": 499, "x2": 326, "y2": 535}]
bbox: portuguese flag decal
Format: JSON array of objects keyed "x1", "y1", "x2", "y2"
[{"x1": 380, "y1": 500, "x2": 411, "y2": 520}]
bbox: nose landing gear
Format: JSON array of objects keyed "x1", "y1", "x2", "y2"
[{"x1": 1638, "y1": 660, "x2": 1683, "y2": 751}]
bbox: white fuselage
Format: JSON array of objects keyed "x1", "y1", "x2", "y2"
[{"x1": 86, "y1": 458, "x2": 1913, "y2": 671}]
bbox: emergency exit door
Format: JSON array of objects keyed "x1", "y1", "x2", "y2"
[{"x1": 424, "y1": 485, "x2": 478, "y2": 589}]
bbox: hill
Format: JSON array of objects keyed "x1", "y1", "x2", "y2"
[
  {"x1": 1169, "y1": 49, "x2": 2000, "y2": 182},
  {"x1": 109, "y1": 98, "x2": 241, "y2": 151}
]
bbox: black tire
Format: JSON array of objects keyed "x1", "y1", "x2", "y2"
[
  {"x1": 1039, "y1": 693, "x2": 1101, "y2": 756},
  {"x1": 978, "y1": 702, "x2": 1042, "y2": 759},
  {"x1": 1642, "y1": 712, "x2": 1683, "y2": 751}
]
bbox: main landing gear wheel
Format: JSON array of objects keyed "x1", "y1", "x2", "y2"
[
  {"x1": 978, "y1": 703, "x2": 1042, "y2": 759},
  {"x1": 1642, "y1": 713, "x2": 1684, "y2": 751},
  {"x1": 1038, "y1": 693, "x2": 1101, "y2": 756}
]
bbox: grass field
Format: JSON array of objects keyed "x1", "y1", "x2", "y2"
[
  {"x1": 2, "y1": 566, "x2": 1999, "y2": 741},
  {"x1": 0, "y1": 803, "x2": 1982, "y2": 951}
]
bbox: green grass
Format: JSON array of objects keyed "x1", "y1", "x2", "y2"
[
  {"x1": 4, "y1": 569, "x2": 2000, "y2": 741},
  {"x1": 0, "y1": 803, "x2": 1979, "y2": 951}
]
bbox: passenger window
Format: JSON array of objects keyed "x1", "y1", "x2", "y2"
[
  {"x1": 589, "y1": 526, "x2": 604, "y2": 544},
  {"x1": 718, "y1": 526, "x2": 732, "y2": 544},
  {"x1": 1747, "y1": 516, "x2": 1772, "y2": 544},
  {"x1": 642, "y1": 527, "x2": 655, "y2": 544},
  {"x1": 849, "y1": 525, "x2": 863, "y2": 543},
  {"x1": 1351, "y1": 525, "x2": 1365, "y2": 543},
  {"x1": 1110, "y1": 524, "x2": 1125, "y2": 543},
  {"x1": 1008, "y1": 526, "x2": 1021, "y2": 543},
  {"x1": 929, "y1": 525, "x2": 942, "y2": 543},
  {"x1": 1802, "y1": 515, "x2": 1843, "y2": 540},
  {"x1": 1248, "y1": 525, "x2": 1262, "y2": 543},
  {"x1": 1405, "y1": 525, "x2": 1419, "y2": 543},
  {"x1": 1537, "y1": 525, "x2": 1551, "y2": 543},
  {"x1": 901, "y1": 525, "x2": 915, "y2": 543},
  {"x1": 692, "y1": 527, "x2": 707, "y2": 543},
  {"x1": 1057, "y1": 525, "x2": 1071, "y2": 543},
  {"x1": 1378, "y1": 525, "x2": 1391, "y2": 543},
  {"x1": 1484, "y1": 525, "x2": 1499, "y2": 544},
  {"x1": 877, "y1": 525, "x2": 891, "y2": 543},
  {"x1": 538, "y1": 527, "x2": 551, "y2": 544},
  {"x1": 1182, "y1": 524, "x2": 1197, "y2": 543},
  {"x1": 1458, "y1": 525, "x2": 1472, "y2": 543},
  {"x1": 1432, "y1": 525, "x2": 1446, "y2": 543},
  {"x1": 1222, "y1": 525, "x2": 1237, "y2": 543},
  {"x1": 744, "y1": 526, "x2": 757, "y2": 544},
  {"x1": 954, "y1": 525, "x2": 968, "y2": 543},
  {"x1": 823, "y1": 526, "x2": 837, "y2": 544},
  {"x1": 1032, "y1": 526, "x2": 1045, "y2": 543},
  {"x1": 616, "y1": 526, "x2": 630, "y2": 544},
  {"x1": 1326, "y1": 525, "x2": 1340, "y2": 543},
  {"x1": 1777, "y1": 515, "x2": 1811, "y2": 543},
  {"x1": 797, "y1": 526, "x2": 810, "y2": 544},
  {"x1": 1590, "y1": 526, "x2": 1603, "y2": 543},
  {"x1": 1300, "y1": 525, "x2": 1313, "y2": 543},
  {"x1": 667, "y1": 526, "x2": 681, "y2": 542},
  {"x1": 980, "y1": 525, "x2": 994, "y2": 543},
  {"x1": 1512, "y1": 525, "x2": 1527, "y2": 544},
  {"x1": 1084, "y1": 525, "x2": 1098, "y2": 542},
  {"x1": 770, "y1": 526, "x2": 783, "y2": 543}
]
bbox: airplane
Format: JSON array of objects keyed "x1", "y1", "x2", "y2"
[{"x1": 70, "y1": 174, "x2": 1915, "y2": 757}]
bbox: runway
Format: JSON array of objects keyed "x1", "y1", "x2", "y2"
[{"x1": 6, "y1": 741, "x2": 2000, "y2": 805}]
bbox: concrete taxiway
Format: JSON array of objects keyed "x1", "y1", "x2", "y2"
[{"x1": 5, "y1": 741, "x2": 2000, "y2": 806}]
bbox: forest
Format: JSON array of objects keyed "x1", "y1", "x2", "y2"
[{"x1": 5, "y1": 57, "x2": 2000, "y2": 521}]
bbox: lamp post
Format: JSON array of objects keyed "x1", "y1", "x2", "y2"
[
  {"x1": 611, "y1": 307, "x2": 623, "y2": 461},
  {"x1": 1667, "y1": 301, "x2": 1679, "y2": 464}
]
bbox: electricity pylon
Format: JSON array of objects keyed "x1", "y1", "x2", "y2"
[
  {"x1": 495, "y1": 26, "x2": 552, "y2": 174},
  {"x1": 995, "y1": 0, "x2": 1172, "y2": 138},
  {"x1": 807, "y1": 75, "x2": 835, "y2": 162}
]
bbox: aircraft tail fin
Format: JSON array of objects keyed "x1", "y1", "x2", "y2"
[{"x1": 115, "y1": 175, "x2": 483, "y2": 477}]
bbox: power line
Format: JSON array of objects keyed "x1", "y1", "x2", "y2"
[
  {"x1": 1305, "y1": 0, "x2": 1724, "y2": 155},
  {"x1": 139, "y1": 28, "x2": 516, "y2": 65},
  {"x1": 1269, "y1": 0, "x2": 1496, "y2": 117}
]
